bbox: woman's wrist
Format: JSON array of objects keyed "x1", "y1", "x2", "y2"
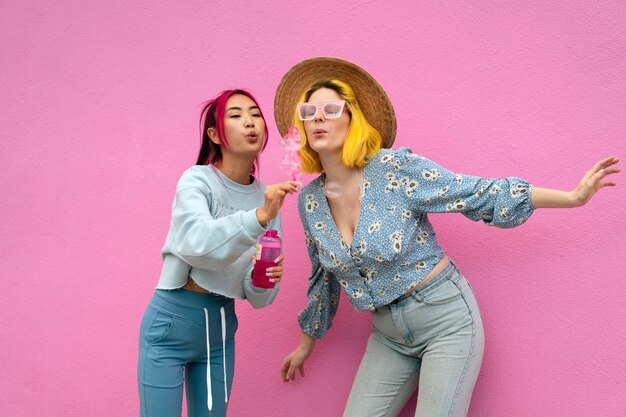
[
  {"x1": 568, "y1": 189, "x2": 586, "y2": 208},
  {"x1": 256, "y1": 208, "x2": 269, "y2": 227},
  {"x1": 298, "y1": 333, "x2": 316, "y2": 353}
]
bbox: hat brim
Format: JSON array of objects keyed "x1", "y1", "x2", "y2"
[{"x1": 274, "y1": 57, "x2": 396, "y2": 148}]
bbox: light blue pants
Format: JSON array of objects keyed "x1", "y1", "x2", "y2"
[
  {"x1": 343, "y1": 261, "x2": 485, "y2": 417},
  {"x1": 138, "y1": 289, "x2": 237, "y2": 417}
]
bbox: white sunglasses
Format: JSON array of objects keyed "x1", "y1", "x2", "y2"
[{"x1": 297, "y1": 100, "x2": 346, "y2": 121}]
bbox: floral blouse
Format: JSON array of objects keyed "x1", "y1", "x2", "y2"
[{"x1": 297, "y1": 147, "x2": 535, "y2": 339}]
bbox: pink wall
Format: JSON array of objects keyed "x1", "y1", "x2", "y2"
[{"x1": 2, "y1": 1, "x2": 625, "y2": 416}]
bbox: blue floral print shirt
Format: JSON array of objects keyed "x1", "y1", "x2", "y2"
[{"x1": 297, "y1": 147, "x2": 534, "y2": 339}]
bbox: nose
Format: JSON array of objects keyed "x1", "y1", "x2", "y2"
[
  {"x1": 313, "y1": 107, "x2": 325, "y2": 122},
  {"x1": 243, "y1": 113, "x2": 255, "y2": 127}
]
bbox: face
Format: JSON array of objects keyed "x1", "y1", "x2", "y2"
[
  {"x1": 303, "y1": 88, "x2": 350, "y2": 156},
  {"x1": 210, "y1": 94, "x2": 265, "y2": 156}
]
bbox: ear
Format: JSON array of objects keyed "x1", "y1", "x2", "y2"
[{"x1": 207, "y1": 128, "x2": 220, "y2": 145}]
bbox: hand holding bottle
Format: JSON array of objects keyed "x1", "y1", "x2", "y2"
[{"x1": 252, "y1": 230, "x2": 283, "y2": 288}]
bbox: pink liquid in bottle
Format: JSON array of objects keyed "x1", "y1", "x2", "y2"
[{"x1": 252, "y1": 230, "x2": 281, "y2": 288}]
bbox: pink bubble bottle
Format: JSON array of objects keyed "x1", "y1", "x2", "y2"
[{"x1": 252, "y1": 230, "x2": 282, "y2": 288}]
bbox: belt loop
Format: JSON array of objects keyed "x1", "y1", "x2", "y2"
[{"x1": 411, "y1": 292, "x2": 424, "y2": 303}]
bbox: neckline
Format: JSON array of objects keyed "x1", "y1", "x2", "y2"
[
  {"x1": 324, "y1": 168, "x2": 364, "y2": 202},
  {"x1": 208, "y1": 165, "x2": 259, "y2": 193},
  {"x1": 319, "y1": 164, "x2": 368, "y2": 250}
]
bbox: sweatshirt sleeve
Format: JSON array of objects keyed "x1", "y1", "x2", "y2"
[
  {"x1": 383, "y1": 148, "x2": 534, "y2": 228},
  {"x1": 167, "y1": 170, "x2": 267, "y2": 271},
  {"x1": 296, "y1": 193, "x2": 341, "y2": 339}
]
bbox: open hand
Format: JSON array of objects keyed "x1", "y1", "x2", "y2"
[{"x1": 571, "y1": 156, "x2": 620, "y2": 206}]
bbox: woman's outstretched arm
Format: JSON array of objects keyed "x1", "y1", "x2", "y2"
[{"x1": 531, "y1": 157, "x2": 620, "y2": 208}]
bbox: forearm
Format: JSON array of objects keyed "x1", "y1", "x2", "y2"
[
  {"x1": 530, "y1": 187, "x2": 581, "y2": 209},
  {"x1": 256, "y1": 208, "x2": 270, "y2": 227},
  {"x1": 298, "y1": 332, "x2": 316, "y2": 352}
]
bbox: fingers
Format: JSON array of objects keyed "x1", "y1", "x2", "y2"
[
  {"x1": 268, "y1": 181, "x2": 300, "y2": 195},
  {"x1": 599, "y1": 156, "x2": 620, "y2": 169},
  {"x1": 589, "y1": 169, "x2": 606, "y2": 185},
  {"x1": 581, "y1": 157, "x2": 620, "y2": 185},
  {"x1": 282, "y1": 180, "x2": 300, "y2": 193},
  {"x1": 594, "y1": 156, "x2": 617, "y2": 171},
  {"x1": 261, "y1": 181, "x2": 300, "y2": 223},
  {"x1": 285, "y1": 364, "x2": 300, "y2": 381},
  {"x1": 264, "y1": 187, "x2": 290, "y2": 212},
  {"x1": 266, "y1": 255, "x2": 284, "y2": 284},
  {"x1": 281, "y1": 362, "x2": 297, "y2": 382},
  {"x1": 266, "y1": 265, "x2": 282, "y2": 276},
  {"x1": 280, "y1": 354, "x2": 305, "y2": 382},
  {"x1": 590, "y1": 166, "x2": 620, "y2": 188},
  {"x1": 280, "y1": 359, "x2": 291, "y2": 382},
  {"x1": 266, "y1": 265, "x2": 282, "y2": 284},
  {"x1": 590, "y1": 157, "x2": 620, "y2": 177}
]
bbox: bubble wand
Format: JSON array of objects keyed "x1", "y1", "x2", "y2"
[{"x1": 281, "y1": 126, "x2": 302, "y2": 182}]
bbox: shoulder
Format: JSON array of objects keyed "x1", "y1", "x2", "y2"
[
  {"x1": 367, "y1": 147, "x2": 424, "y2": 167},
  {"x1": 298, "y1": 176, "x2": 324, "y2": 212},
  {"x1": 298, "y1": 176, "x2": 323, "y2": 201},
  {"x1": 367, "y1": 147, "x2": 433, "y2": 174},
  {"x1": 176, "y1": 165, "x2": 215, "y2": 193}
]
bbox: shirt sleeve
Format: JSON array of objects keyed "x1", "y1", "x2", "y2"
[
  {"x1": 388, "y1": 147, "x2": 535, "y2": 228},
  {"x1": 167, "y1": 170, "x2": 267, "y2": 270},
  {"x1": 296, "y1": 194, "x2": 341, "y2": 339}
]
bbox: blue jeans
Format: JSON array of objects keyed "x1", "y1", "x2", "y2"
[
  {"x1": 343, "y1": 261, "x2": 484, "y2": 417},
  {"x1": 138, "y1": 289, "x2": 237, "y2": 417}
]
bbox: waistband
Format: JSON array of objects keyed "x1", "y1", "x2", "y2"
[
  {"x1": 151, "y1": 289, "x2": 233, "y2": 324},
  {"x1": 391, "y1": 260, "x2": 461, "y2": 305}
]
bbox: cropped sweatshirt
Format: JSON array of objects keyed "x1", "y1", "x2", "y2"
[{"x1": 156, "y1": 165, "x2": 280, "y2": 308}]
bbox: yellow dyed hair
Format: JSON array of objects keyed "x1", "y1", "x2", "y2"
[{"x1": 294, "y1": 80, "x2": 382, "y2": 173}]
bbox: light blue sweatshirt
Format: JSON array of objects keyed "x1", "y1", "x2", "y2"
[{"x1": 156, "y1": 165, "x2": 280, "y2": 308}]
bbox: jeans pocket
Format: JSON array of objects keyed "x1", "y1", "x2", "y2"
[
  {"x1": 422, "y1": 279, "x2": 462, "y2": 306},
  {"x1": 144, "y1": 309, "x2": 175, "y2": 345},
  {"x1": 463, "y1": 279, "x2": 483, "y2": 319}
]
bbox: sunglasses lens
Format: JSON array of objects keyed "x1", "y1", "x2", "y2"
[
  {"x1": 323, "y1": 102, "x2": 344, "y2": 118},
  {"x1": 298, "y1": 104, "x2": 317, "y2": 120}
]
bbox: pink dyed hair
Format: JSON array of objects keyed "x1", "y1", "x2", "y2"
[{"x1": 197, "y1": 89, "x2": 269, "y2": 174}]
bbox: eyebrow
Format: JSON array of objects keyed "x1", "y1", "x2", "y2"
[{"x1": 226, "y1": 106, "x2": 260, "y2": 112}]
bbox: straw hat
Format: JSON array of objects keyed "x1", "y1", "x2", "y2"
[{"x1": 274, "y1": 57, "x2": 397, "y2": 148}]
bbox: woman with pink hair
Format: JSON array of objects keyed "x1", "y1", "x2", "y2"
[{"x1": 138, "y1": 89, "x2": 297, "y2": 417}]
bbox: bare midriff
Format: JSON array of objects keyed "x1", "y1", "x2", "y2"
[{"x1": 181, "y1": 276, "x2": 214, "y2": 294}]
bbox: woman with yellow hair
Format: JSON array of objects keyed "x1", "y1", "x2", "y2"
[{"x1": 275, "y1": 57, "x2": 619, "y2": 417}]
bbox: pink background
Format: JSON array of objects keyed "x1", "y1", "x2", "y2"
[{"x1": 2, "y1": 1, "x2": 625, "y2": 416}]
